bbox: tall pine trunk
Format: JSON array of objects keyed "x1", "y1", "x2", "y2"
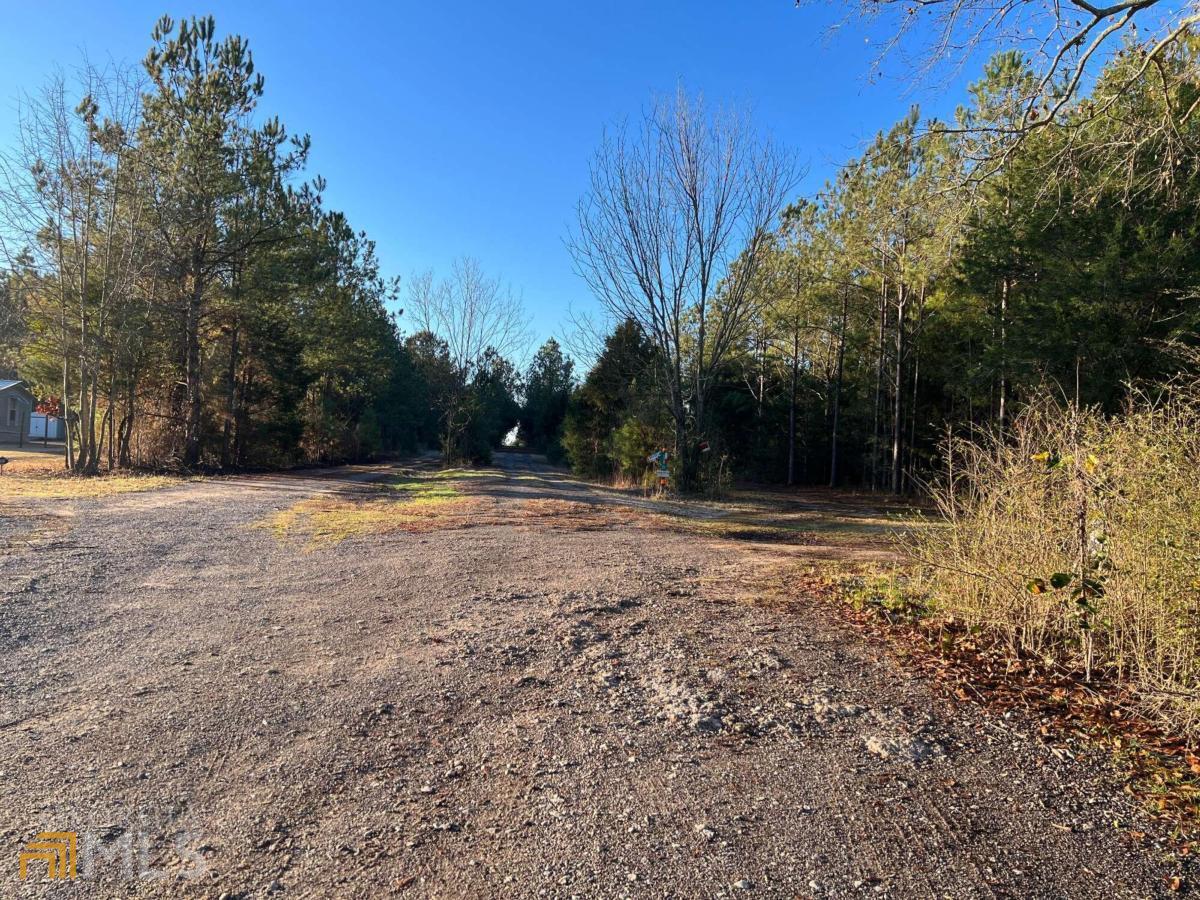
[
  {"x1": 907, "y1": 282, "x2": 926, "y2": 488},
  {"x1": 222, "y1": 319, "x2": 240, "y2": 469},
  {"x1": 998, "y1": 275, "x2": 1009, "y2": 431},
  {"x1": 787, "y1": 329, "x2": 799, "y2": 486},
  {"x1": 829, "y1": 288, "x2": 848, "y2": 488},
  {"x1": 890, "y1": 279, "x2": 906, "y2": 494},
  {"x1": 183, "y1": 251, "x2": 205, "y2": 468},
  {"x1": 871, "y1": 270, "x2": 887, "y2": 490}
]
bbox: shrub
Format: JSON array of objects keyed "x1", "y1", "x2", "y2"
[
  {"x1": 612, "y1": 419, "x2": 662, "y2": 481},
  {"x1": 908, "y1": 385, "x2": 1200, "y2": 734}
]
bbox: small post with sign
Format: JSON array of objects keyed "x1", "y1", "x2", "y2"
[{"x1": 647, "y1": 448, "x2": 670, "y2": 494}]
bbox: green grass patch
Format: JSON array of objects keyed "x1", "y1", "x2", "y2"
[
  {"x1": 255, "y1": 492, "x2": 477, "y2": 547},
  {"x1": 387, "y1": 479, "x2": 462, "y2": 501},
  {"x1": 429, "y1": 467, "x2": 494, "y2": 480},
  {"x1": 383, "y1": 467, "x2": 495, "y2": 500}
]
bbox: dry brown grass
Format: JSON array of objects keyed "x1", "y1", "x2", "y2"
[
  {"x1": 510, "y1": 498, "x2": 643, "y2": 530},
  {"x1": 908, "y1": 388, "x2": 1200, "y2": 736},
  {"x1": 0, "y1": 471, "x2": 180, "y2": 500},
  {"x1": 258, "y1": 495, "x2": 653, "y2": 548},
  {"x1": 256, "y1": 494, "x2": 487, "y2": 547},
  {"x1": 0, "y1": 447, "x2": 65, "y2": 474},
  {"x1": 657, "y1": 515, "x2": 811, "y2": 543}
]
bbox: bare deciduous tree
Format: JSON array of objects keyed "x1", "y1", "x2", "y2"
[
  {"x1": 0, "y1": 62, "x2": 147, "y2": 472},
  {"x1": 406, "y1": 257, "x2": 531, "y2": 376},
  {"x1": 810, "y1": 1, "x2": 1200, "y2": 178},
  {"x1": 406, "y1": 257, "x2": 531, "y2": 460},
  {"x1": 569, "y1": 91, "x2": 796, "y2": 487}
]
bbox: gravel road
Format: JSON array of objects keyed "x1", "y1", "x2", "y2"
[{"x1": 0, "y1": 453, "x2": 1176, "y2": 897}]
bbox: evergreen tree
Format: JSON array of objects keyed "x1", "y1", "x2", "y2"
[{"x1": 519, "y1": 338, "x2": 574, "y2": 458}]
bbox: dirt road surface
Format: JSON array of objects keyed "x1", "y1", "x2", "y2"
[{"x1": 0, "y1": 453, "x2": 1174, "y2": 897}]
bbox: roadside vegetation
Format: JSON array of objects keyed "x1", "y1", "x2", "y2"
[
  {"x1": 907, "y1": 375, "x2": 1200, "y2": 735},
  {"x1": 0, "y1": 16, "x2": 537, "y2": 474},
  {"x1": 552, "y1": 5, "x2": 1200, "y2": 787}
]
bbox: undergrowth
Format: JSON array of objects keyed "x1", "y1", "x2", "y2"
[{"x1": 904, "y1": 383, "x2": 1200, "y2": 739}]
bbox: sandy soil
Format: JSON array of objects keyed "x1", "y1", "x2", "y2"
[{"x1": 0, "y1": 453, "x2": 1177, "y2": 897}]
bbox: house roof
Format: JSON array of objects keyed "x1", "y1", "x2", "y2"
[{"x1": 0, "y1": 379, "x2": 32, "y2": 395}]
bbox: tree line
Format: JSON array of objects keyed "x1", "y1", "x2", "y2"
[
  {"x1": 0, "y1": 16, "x2": 557, "y2": 473},
  {"x1": 5, "y1": 10, "x2": 1198, "y2": 492},
  {"x1": 560, "y1": 35, "x2": 1200, "y2": 492}
]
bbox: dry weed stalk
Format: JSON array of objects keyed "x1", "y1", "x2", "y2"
[{"x1": 907, "y1": 384, "x2": 1200, "y2": 735}]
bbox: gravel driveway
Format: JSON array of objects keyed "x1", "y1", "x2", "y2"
[{"x1": 0, "y1": 453, "x2": 1174, "y2": 897}]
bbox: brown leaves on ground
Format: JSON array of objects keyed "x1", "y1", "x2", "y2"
[
  {"x1": 509, "y1": 498, "x2": 644, "y2": 530},
  {"x1": 0, "y1": 448, "x2": 64, "y2": 475},
  {"x1": 770, "y1": 564, "x2": 1200, "y2": 845}
]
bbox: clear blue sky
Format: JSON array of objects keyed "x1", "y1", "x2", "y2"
[{"x1": 0, "y1": 2, "x2": 984, "y2": 361}]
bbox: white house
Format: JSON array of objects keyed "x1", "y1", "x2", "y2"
[{"x1": 0, "y1": 380, "x2": 35, "y2": 445}]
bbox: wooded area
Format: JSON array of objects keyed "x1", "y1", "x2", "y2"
[
  {"x1": 564, "y1": 27, "x2": 1200, "y2": 493},
  {"x1": 555, "y1": 1, "x2": 1200, "y2": 729},
  {"x1": 1, "y1": 7, "x2": 1198, "y2": 495},
  {"x1": 0, "y1": 16, "x2": 542, "y2": 473}
]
